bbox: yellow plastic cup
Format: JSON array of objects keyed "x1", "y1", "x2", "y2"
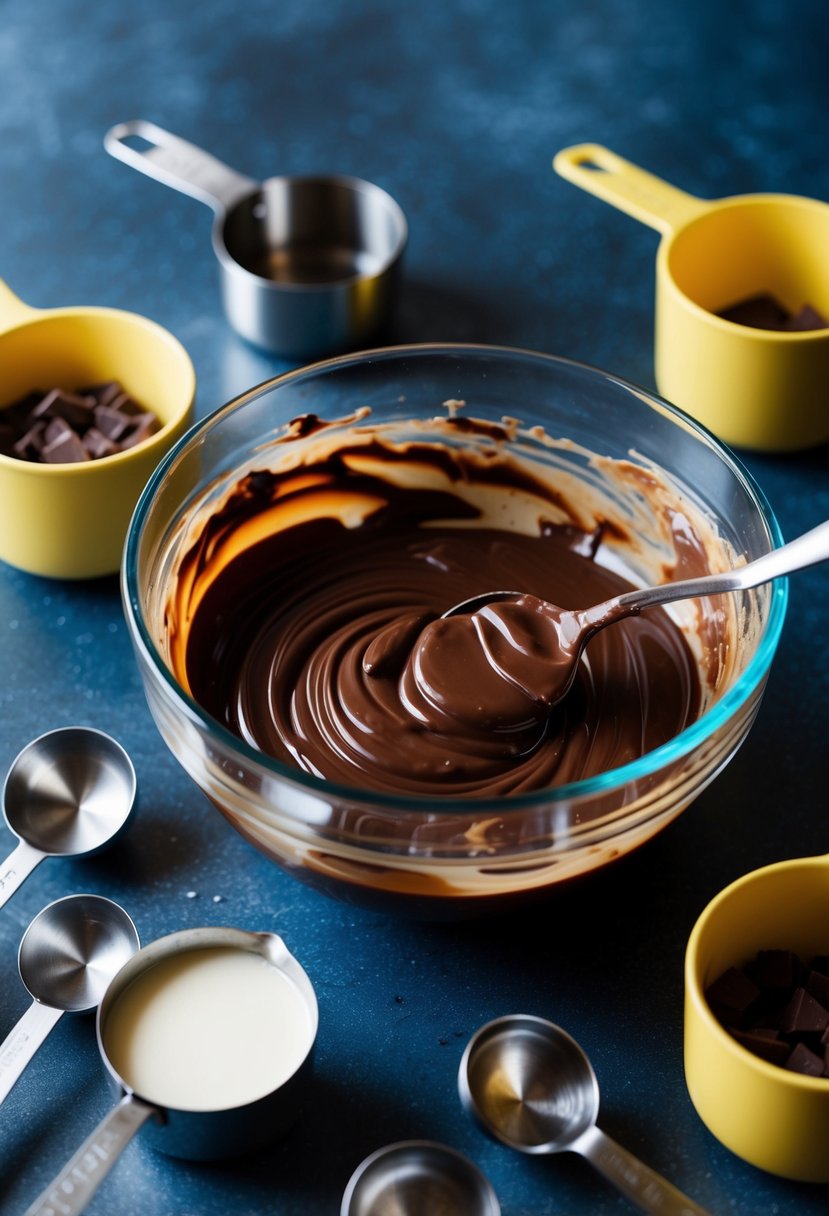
[
  {"x1": 553, "y1": 143, "x2": 829, "y2": 452},
  {"x1": 684, "y1": 855, "x2": 829, "y2": 1181},
  {"x1": 0, "y1": 280, "x2": 195, "y2": 579}
]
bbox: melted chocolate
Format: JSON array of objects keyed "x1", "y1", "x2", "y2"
[{"x1": 172, "y1": 445, "x2": 701, "y2": 798}]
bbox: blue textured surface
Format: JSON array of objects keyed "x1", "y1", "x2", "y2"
[{"x1": 1, "y1": 1, "x2": 829, "y2": 1213}]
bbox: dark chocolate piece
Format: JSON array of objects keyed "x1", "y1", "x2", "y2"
[
  {"x1": 780, "y1": 987, "x2": 829, "y2": 1037},
  {"x1": 1, "y1": 380, "x2": 160, "y2": 465},
  {"x1": 806, "y1": 969, "x2": 829, "y2": 1009},
  {"x1": 732, "y1": 1028, "x2": 791, "y2": 1067},
  {"x1": 785, "y1": 1042, "x2": 825, "y2": 1077},
  {"x1": 41, "y1": 429, "x2": 90, "y2": 464},
  {"x1": 747, "y1": 949, "x2": 802, "y2": 992},
  {"x1": 705, "y1": 967, "x2": 760, "y2": 1028},
  {"x1": 717, "y1": 292, "x2": 828, "y2": 332}
]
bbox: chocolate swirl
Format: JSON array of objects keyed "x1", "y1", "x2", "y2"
[{"x1": 172, "y1": 442, "x2": 701, "y2": 798}]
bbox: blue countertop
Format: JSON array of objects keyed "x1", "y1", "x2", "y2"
[{"x1": 2, "y1": 1, "x2": 829, "y2": 1213}]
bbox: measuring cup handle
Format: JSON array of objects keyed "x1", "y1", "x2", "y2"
[
  {"x1": 22, "y1": 1093, "x2": 156, "y2": 1216},
  {"x1": 0, "y1": 1001, "x2": 63, "y2": 1106},
  {"x1": 0, "y1": 278, "x2": 38, "y2": 330},
  {"x1": 0, "y1": 840, "x2": 44, "y2": 910},
  {"x1": 576, "y1": 1125, "x2": 712, "y2": 1216},
  {"x1": 553, "y1": 144, "x2": 707, "y2": 236},
  {"x1": 104, "y1": 120, "x2": 258, "y2": 214}
]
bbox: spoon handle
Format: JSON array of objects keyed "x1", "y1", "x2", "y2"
[
  {"x1": 576, "y1": 1125, "x2": 712, "y2": 1216},
  {"x1": 604, "y1": 518, "x2": 829, "y2": 620},
  {"x1": 0, "y1": 840, "x2": 44, "y2": 910},
  {"x1": 0, "y1": 1000, "x2": 63, "y2": 1106},
  {"x1": 23, "y1": 1093, "x2": 156, "y2": 1216}
]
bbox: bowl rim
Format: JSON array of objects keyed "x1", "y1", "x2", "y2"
[{"x1": 122, "y1": 341, "x2": 787, "y2": 816}]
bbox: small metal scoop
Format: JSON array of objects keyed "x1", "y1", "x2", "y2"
[
  {"x1": 341, "y1": 1140, "x2": 500, "y2": 1216},
  {"x1": 0, "y1": 728, "x2": 137, "y2": 910},
  {"x1": 459, "y1": 1015, "x2": 711, "y2": 1216},
  {"x1": 104, "y1": 120, "x2": 408, "y2": 359},
  {"x1": 0, "y1": 894, "x2": 139, "y2": 1106},
  {"x1": 443, "y1": 517, "x2": 829, "y2": 709}
]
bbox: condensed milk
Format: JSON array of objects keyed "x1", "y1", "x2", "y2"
[{"x1": 102, "y1": 945, "x2": 315, "y2": 1111}]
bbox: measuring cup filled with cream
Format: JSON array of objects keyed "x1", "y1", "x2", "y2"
[{"x1": 24, "y1": 927, "x2": 318, "y2": 1216}]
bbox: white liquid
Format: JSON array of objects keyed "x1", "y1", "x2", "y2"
[{"x1": 103, "y1": 946, "x2": 314, "y2": 1111}]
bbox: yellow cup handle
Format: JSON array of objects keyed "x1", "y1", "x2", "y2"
[
  {"x1": 0, "y1": 279, "x2": 38, "y2": 333},
  {"x1": 553, "y1": 143, "x2": 709, "y2": 236}
]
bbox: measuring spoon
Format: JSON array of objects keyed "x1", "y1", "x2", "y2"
[
  {"x1": 459, "y1": 1015, "x2": 711, "y2": 1216},
  {"x1": 341, "y1": 1141, "x2": 500, "y2": 1216},
  {"x1": 0, "y1": 894, "x2": 139, "y2": 1105},
  {"x1": 0, "y1": 728, "x2": 136, "y2": 910},
  {"x1": 442, "y1": 517, "x2": 829, "y2": 710}
]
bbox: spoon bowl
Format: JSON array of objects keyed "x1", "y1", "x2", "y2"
[
  {"x1": 443, "y1": 518, "x2": 829, "y2": 710},
  {"x1": 0, "y1": 727, "x2": 137, "y2": 909},
  {"x1": 341, "y1": 1141, "x2": 500, "y2": 1216},
  {"x1": 0, "y1": 894, "x2": 139, "y2": 1106},
  {"x1": 459, "y1": 1015, "x2": 711, "y2": 1215}
]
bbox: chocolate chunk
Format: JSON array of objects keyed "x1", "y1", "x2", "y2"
[
  {"x1": 732, "y1": 1028, "x2": 791, "y2": 1067},
  {"x1": 2, "y1": 381, "x2": 160, "y2": 464},
  {"x1": 705, "y1": 966, "x2": 760, "y2": 1028},
  {"x1": 719, "y1": 293, "x2": 790, "y2": 330},
  {"x1": 41, "y1": 429, "x2": 90, "y2": 464},
  {"x1": 718, "y1": 292, "x2": 828, "y2": 332},
  {"x1": 785, "y1": 1042, "x2": 825, "y2": 1077},
  {"x1": 31, "y1": 388, "x2": 95, "y2": 429},
  {"x1": 780, "y1": 987, "x2": 829, "y2": 1037},
  {"x1": 120, "y1": 412, "x2": 160, "y2": 448},
  {"x1": 747, "y1": 949, "x2": 802, "y2": 992},
  {"x1": 784, "y1": 304, "x2": 828, "y2": 331},
  {"x1": 13, "y1": 421, "x2": 47, "y2": 460},
  {"x1": 806, "y1": 969, "x2": 829, "y2": 1009},
  {"x1": 93, "y1": 405, "x2": 132, "y2": 441},
  {"x1": 82, "y1": 427, "x2": 120, "y2": 459}
]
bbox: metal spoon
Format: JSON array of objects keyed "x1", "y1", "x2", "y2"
[
  {"x1": 0, "y1": 728, "x2": 136, "y2": 909},
  {"x1": 341, "y1": 1140, "x2": 500, "y2": 1216},
  {"x1": 459, "y1": 1015, "x2": 711, "y2": 1216},
  {"x1": 443, "y1": 518, "x2": 829, "y2": 708},
  {"x1": 0, "y1": 894, "x2": 139, "y2": 1105}
]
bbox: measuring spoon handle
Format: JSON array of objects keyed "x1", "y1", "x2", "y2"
[
  {"x1": 576, "y1": 1124, "x2": 712, "y2": 1216},
  {"x1": 104, "y1": 119, "x2": 258, "y2": 214},
  {"x1": 0, "y1": 1000, "x2": 63, "y2": 1105},
  {"x1": 23, "y1": 1093, "x2": 156, "y2": 1216},
  {"x1": 0, "y1": 840, "x2": 45, "y2": 909}
]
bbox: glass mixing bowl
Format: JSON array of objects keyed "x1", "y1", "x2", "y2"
[{"x1": 122, "y1": 345, "x2": 786, "y2": 915}]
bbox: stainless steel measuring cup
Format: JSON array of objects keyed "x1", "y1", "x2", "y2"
[
  {"x1": 104, "y1": 120, "x2": 408, "y2": 359},
  {"x1": 23, "y1": 926, "x2": 318, "y2": 1216}
]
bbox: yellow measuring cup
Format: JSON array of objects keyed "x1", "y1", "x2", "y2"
[
  {"x1": 684, "y1": 854, "x2": 829, "y2": 1181},
  {"x1": 0, "y1": 280, "x2": 195, "y2": 579},
  {"x1": 554, "y1": 144, "x2": 829, "y2": 452}
]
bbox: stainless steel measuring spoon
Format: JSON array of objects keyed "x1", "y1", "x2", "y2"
[
  {"x1": 341, "y1": 1140, "x2": 501, "y2": 1216},
  {"x1": 0, "y1": 894, "x2": 139, "y2": 1106},
  {"x1": 0, "y1": 728, "x2": 136, "y2": 910},
  {"x1": 104, "y1": 120, "x2": 408, "y2": 358},
  {"x1": 23, "y1": 926, "x2": 318, "y2": 1216},
  {"x1": 459, "y1": 1015, "x2": 711, "y2": 1216}
]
